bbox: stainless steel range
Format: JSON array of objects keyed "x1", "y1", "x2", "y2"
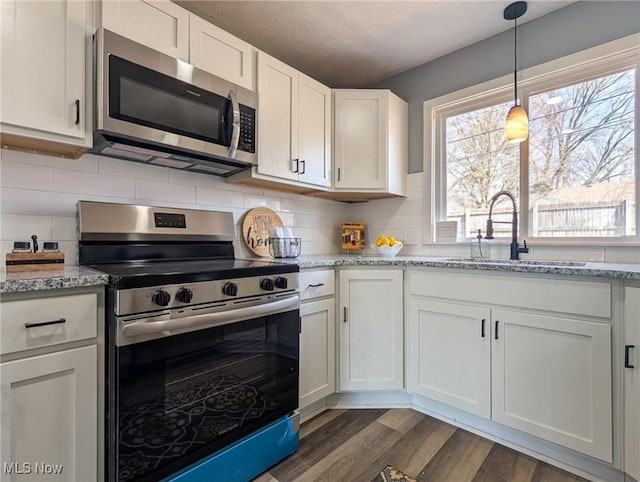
[{"x1": 78, "y1": 201, "x2": 300, "y2": 482}]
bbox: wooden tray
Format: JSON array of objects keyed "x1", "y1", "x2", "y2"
[{"x1": 6, "y1": 252, "x2": 65, "y2": 272}]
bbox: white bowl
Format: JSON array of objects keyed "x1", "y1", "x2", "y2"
[{"x1": 371, "y1": 243, "x2": 403, "y2": 257}]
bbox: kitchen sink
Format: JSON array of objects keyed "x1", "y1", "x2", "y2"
[{"x1": 442, "y1": 258, "x2": 586, "y2": 267}]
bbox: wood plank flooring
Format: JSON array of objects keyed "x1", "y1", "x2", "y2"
[{"x1": 254, "y1": 409, "x2": 591, "y2": 482}]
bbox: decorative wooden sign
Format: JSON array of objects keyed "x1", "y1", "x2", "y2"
[
  {"x1": 341, "y1": 222, "x2": 366, "y2": 250},
  {"x1": 242, "y1": 207, "x2": 283, "y2": 257}
]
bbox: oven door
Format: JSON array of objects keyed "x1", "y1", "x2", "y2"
[{"x1": 107, "y1": 294, "x2": 299, "y2": 482}]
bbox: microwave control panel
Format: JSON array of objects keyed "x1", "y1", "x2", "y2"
[{"x1": 238, "y1": 105, "x2": 256, "y2": 153}]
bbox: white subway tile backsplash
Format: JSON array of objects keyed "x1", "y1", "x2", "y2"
[
  {"x1": 1, "y1": 214, "x2": 52, "y2": 241},
  {"x1": 1, "y1": 149, "x2": 98, "y2": 172},
  {"x1": 98, "y1": 157, "x2": 169, "y2": 182},
  {"x1": 134, "y1": 180, "x2": 196, "y2": 204},
  {"x1": 196, "y1": 187, "x2": 244, "y2": 208},
  {"x1": 407, "y1": 172, "x2": 424, "y2": 187},
  {"x1": 54, "y1": 169, "x2": 135, "y2": 197},
  {"x1": 1, "y1": 161, "x2": 52, "y2": 190},
  {"x1": 52, "y1": 216, "x2": 77, "y2": 240},
  {"x1": 168, "y1": 168, "x2": 224, "y2": 189},
  {"x1": 604, "y1": 246, "x2": 640, "y2": 264},
  {"x1": 1, "y1": 188, "x2": 94, "y2": 216},
  {"x1": 243, "y1": 194, "x2": 282, "y2": 211}
]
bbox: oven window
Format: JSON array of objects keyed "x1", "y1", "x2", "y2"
[
  {"x1": 115, "y1": 310, "x2": 299, "y2": 482},
  {"x1": 108, "y1": 55, "x2": 231, "y2": 146}
]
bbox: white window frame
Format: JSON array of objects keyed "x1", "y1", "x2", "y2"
[{"x1": 423, "y1": 33, "x2": 640, "y2": 246}]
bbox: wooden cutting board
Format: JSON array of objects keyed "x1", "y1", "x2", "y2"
[{"x1": 242, "y1": 207, "x2": 283, "y2": 257}]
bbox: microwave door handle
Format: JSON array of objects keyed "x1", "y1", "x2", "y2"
[{"x1": 227, "y1": 89, "x2": 240, "y2": 158}]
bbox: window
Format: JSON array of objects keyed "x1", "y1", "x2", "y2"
[{"x1": 426, "y1": 35, "x2": 639, "y2": 244}]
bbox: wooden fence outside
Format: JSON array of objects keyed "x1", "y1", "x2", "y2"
[{"x1": 448, "y1": 198, "x2": 636, "y2": 238}]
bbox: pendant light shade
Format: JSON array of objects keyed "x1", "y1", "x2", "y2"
[
  {"x1": 504, "y1": 1, "x2": 528, "y2": 143},
  {"x1": 505, "y1": 105, "x2": 528, "y2": 143}
]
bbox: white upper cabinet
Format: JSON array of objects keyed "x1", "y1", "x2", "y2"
[
  {"x1": 297, "y1": 73, "x2": 332, "y2": 188},
  {"x1": 189, "y1": 14, "x2": 254, "y2": 90},
  {"x1": 1, "y1": 0, "x2": 91, "y2": 153},
  {"x1": 256, "y1": 53, "x2": 300, "y2": 182},
  {"x1": 332, "y1": 89, "x2": 408, "y2": 200},
  {"x1": 101, "y1": 0, "x2": 189, "y2": 60},
  {"x1": 229, "y1": 51, "x2": 331, "y2": 191},
  {"x1": 101, "y1": 1, "x2": 255, "y2": 88}
]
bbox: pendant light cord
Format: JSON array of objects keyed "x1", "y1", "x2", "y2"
[{"x1": 513, "y1": 16, "x2": 518, "y2": 106}]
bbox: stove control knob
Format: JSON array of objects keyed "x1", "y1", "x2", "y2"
[
  {"x1": 152, "y1": 289, "x2": 171, "y2": 307},
  {"x1": 222, "y1": 282, "x2": 238, "y2": 297},
  {"x1": 176, "y1": 288, "x2": 193, "y2": 304},
  {"x1": 275, "y1": 277, "x2": 288, "y2": 289},
  {"x1": 260, "y1": 278, "x2": 275, "y2": 291}
]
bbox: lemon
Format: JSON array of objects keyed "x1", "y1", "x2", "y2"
[
  {"x1": 376, "y1": 236, "x2": 389, "y2": 247},
  {"x1": 388, "y1": 235, "x2": 396, "y2": 246}
]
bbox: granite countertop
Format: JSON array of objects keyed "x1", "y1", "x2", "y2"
[
  {"x1": 2, "y1": 255, "x2": 639, "y2": 295},
  {"x1": 0, "y1": 266, "x2": 109, "y2": 294},
  {"x1": 277, "y1": 255, "x2": 640, "y2": 281}
]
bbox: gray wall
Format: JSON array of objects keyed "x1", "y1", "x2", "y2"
[{"x1": 373, "y1": 1, "x2": 640, "y2": 173}]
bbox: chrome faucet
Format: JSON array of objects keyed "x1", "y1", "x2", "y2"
[{"x1": 484, "y1": 190, "x2": 529, "y2": 260}]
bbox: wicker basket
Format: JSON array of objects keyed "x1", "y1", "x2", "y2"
[{"x1": 268, "y1": 238, "x2": 301, "y2": 258}]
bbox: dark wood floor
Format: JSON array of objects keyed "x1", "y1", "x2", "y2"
[{"x1": 254, "y1": 409, "x2": 591, "y2": 482}]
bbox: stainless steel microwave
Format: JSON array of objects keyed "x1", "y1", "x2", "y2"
[{"x1": 91, "y1": 29, "x2": 257, "y2": 177}]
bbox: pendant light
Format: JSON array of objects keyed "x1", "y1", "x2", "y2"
[{"x1": 504, "y1": 1, "x2": 528, "y2": 143}]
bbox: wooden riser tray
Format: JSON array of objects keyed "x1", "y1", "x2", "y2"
[{"x1": 6, "y1": 252, "x2": 65, "y2": 272}]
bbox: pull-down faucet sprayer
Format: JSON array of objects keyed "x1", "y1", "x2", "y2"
[{"x1": 484, "y1": 190, "x2": 529, "y2": 260}]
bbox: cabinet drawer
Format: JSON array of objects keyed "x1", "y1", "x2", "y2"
[
  {"x1": 1, "y1": 294, "x2": 97, "y2": 355},
  {"x1": 299, "y1": 269, "x2": 335, "y2": 301},
  {"x1": 409, "y1": 270, "x2": 611, "y2": 319}
]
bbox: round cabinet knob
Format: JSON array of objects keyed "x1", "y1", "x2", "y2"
[
  {"x1": 260, "y1": 278, "x2": 275, "y2": 291},
  {"x1": 222, "y1": 282, "x2": 238, "y2": 297},
  {"x1": 152, "y1": 289, "x2": 171, "y2": 307},
  {"x1": 274, "y1": 277, "x2": 288, "y2": 289},
  {"x1": 176, "y1": 288, "x2": 193, "y2": 304}
]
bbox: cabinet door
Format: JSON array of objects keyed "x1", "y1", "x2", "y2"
[
  {"x1": 0, "y1": 345, "x2": 97, "y2": 482},
  {"x1": 408, "y1": 299, "x2": 491, "y2": 418},
  {"x1": 1, "y1": 0, "x2": 88, "y2": 139},
  {"x1": 101, "y1": 0, "x2": 189, "y2": 60},
  {"x1": 339, "y1": 269, "x2": 403, "y2": 391},
  {"x1": 624, "y1": 286, "x2": 640, "y2": 481},
  {"x1": 333, "y1": 90, "x2": 386, "y2": 190},
  {"x1": 492, "y1": 309, "x2": 612, "y2": 462},
  {"x1": 300, "y1": 298, "x2": 336, "y2": 409},
  {"x1": 256, "y1": 52, "x2": 299, "y2": 181},
  {"x1": 298, "y1": 73, "x2": 331, "y2": 188},
  {"x1": 189, "y1": 15, "x2": 254, "y2": 90}
]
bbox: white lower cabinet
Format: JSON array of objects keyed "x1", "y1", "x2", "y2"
[
  {"x1": 339, "y1": 269, "x2": 403, "y2": 391},
  {"x1": 408, "y1": 299, "x2": 491, "y2": 418},
  {"x1": 407, "y1": 269, "x2": 613, "y2": 463},
  {"x1": 624, "y1": 286, "x2": 640, "y2": 482},
  {"x1": 299, "y1": 298, "x2": 335, "y2": 408},
  {"x1": 0, "y1": 345, "x2": 97, "y2": 482},
  {"x1": 492, "y1": 309, "x2": 612, "y2": 462},
  {"x1": 299, "y1": 269, "x2": 336, "y2": 410}
]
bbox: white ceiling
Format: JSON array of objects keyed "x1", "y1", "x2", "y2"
[{"x1": 177, "y1": 0, "x2": 575, "y2": 88}]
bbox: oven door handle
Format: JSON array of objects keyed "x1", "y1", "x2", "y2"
[{"x1": 121, "y1": 295, "x2": 299, "y2": 337}]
